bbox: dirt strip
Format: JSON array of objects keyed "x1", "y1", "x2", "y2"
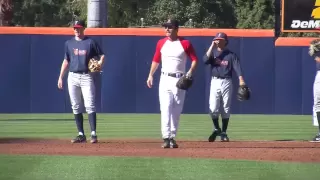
[{"x1": 1, "y1": 138, "x2": 320, "y2": 163}]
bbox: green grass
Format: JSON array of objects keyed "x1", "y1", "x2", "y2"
[
  {"x1": 0, "y1": 113, "x2": 317, "y2": 141},
  {"x1": 0, "y1": 113, "x2": 319, "y2": 180},
  {"x1": 0, "y1": 154, "x2": 319, "y2": 180}
]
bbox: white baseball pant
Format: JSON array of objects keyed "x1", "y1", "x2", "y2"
[
  {"x1": 209, "y1": 77, "x2": 233, "y2": 118},
  {"x1": 159, "y1": 73, "x2": 186, "y2": 139},
  {"x1": 67, "y1": 72, "x2": 96, "y2": 114},
  {"x1": 313, "y1": 71, "x2": 320, "y2": 126}
]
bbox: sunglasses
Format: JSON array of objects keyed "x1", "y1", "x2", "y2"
[{"x1": 164, "y1": 25, "x2": 175, "y2": 29}]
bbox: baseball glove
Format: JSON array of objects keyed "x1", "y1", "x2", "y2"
[
  {"x1": 88, "y1": 58, "x2": 102, "y2": 72},
  {"x1": 176, "y1": 75, "x2": 193, "y2": 90},
  {"x1": 308, "y1": 39, "x2": 320, "y2": 57},
  {"x1": 237, "y1": 85, "x2": 251, "y2": 101}
]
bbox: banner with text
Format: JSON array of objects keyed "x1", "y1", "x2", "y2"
[{"x1": 282, "y1": 0, "x2": 320, "y2": 32}]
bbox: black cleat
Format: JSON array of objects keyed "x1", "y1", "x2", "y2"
[
  {"x1": 90, "y1": 135, "x2": 98, "y2": 143},
  {"x1": 71, "y1": 135, "x2": 87, "y2": 143},
  {"x1": 170, "y1": 138, "x2": 178, "y2": 148},
  {"x1": 208, "y1": 129, "x2": 221, "y2": 142},
  {"x1": 220, "y1": 132, "x2": 230, "y2": 142},
  {"x1": 310, "y1": 134, "x2": 320, "y2": 142},
  {"x1": 162, "y1": 138, "x2": 170, "y2": 148}
]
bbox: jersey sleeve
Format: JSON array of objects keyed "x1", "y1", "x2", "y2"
[
  {"x1": 232, "y1": 53, "x2": 243, "y2": 77},
  {"x1": 203, "y1": 54, "x2": 214, "y2": 65},
  {"x1": 91, "y1": 39, "x2": 104, "y2": 57},
  {"x1": 181, "y1": 39, "x2": 198, "y2": 61},
  {"x1": 64, "y1": 41, "x2": 70, "y2": 62},
  {"x1": 152, "y1": 39, "x2": 165, "y2": 63}
]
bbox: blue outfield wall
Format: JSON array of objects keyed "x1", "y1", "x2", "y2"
[{"x1": 0, "y1": 34, "x2": 316, "y2": 114}]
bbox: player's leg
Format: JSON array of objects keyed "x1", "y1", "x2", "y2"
[
  {"x1": 220, "y1": 78, "x2": 233, "y2": 142},
  {"x1": 170, "y1": 88, "x2": 186, "y2": 148},
  {"x1": 208, "y1": 77, "x2": 222, "y2": 142},
  {"x1": 81, "y1": 73, "x2": 98, "y2": 143},
  {"x1": 159, "y1": 75, "x2": 174, "y2": 148},
  {"x1": 68, "y1": 72, "x2": 87, "y2": 143},
  {"x1": 312, "y1": 72, "x2": 320, "y2": 142}
]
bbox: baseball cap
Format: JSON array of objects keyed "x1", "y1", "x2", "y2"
[
  {"x1": 214, "y1": 32, "x2": 228, "y2": 41},
  {"x1": 73, "y1": 20, "x2": 86, "y2": 28},
  {"x1": 162, "y1": 19, "x2": 179, "y2": 28}
]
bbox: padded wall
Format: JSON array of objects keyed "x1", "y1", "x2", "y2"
[{"x1": 2, "y1": 34, "x2": 313, "y2": 115}]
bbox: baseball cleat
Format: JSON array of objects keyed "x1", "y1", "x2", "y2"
[
  {"x1": 220, "y1": 132, "x2": 230, "y2": 142},
  {"x1": 310, "y1": 134, "x2": 320, "y2": 142},
  {"x1": 90, "y1": 135, "x2": 98, "y2": 143},
  {"x1": 208, "y1": 128, "x2": 221, "y2": 142},
  {"x1": 162, "y1": 138, "x2": 170, "y2": 148},
  {"x1": 71, "y1": 135, "x2": 87, "y2": 143},
  {"x1": 170, "y1": 138, "x2": 178, "y2": 148}
]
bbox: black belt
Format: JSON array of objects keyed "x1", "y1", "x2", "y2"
[
  {"x1": 162, "y1": 72, "x2": 184, "y2": 78},
  {"x1": 213, "y1": 76, "x2": 230, "y2": 79},
  {"x1": 71, "y1": 71, "x2": 89, "y2": 74}
]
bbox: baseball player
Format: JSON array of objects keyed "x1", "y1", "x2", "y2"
[
  {"x1": 146, "y1": 18, "x2": 198, "y2": 148},
  {"x1": 203, "y1": 32, "x2": 246, "y2": 142},
  {"x1": 309, "y1": 39, "x2": 320, "y2": 142},
  {"x1": 57, "y1": 20, "x2": 105, "y2": 143}
]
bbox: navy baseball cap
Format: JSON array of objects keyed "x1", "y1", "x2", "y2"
[
  {"x1": 73, "y1": 20, "x2": 86, "y2": 28},
  {"x1": 162, "y1": 19, "x2": 179, "y2": 28},
  {"x1": 214, "y1": 32, "x2": 228, "y2": 41}
]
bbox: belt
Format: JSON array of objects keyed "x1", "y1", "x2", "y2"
[
  {"x1": 162, "y1": 72, "x2": 184, "y2": 78},
  {"x1": 213, "y1": 76, "x2": 230, "y2": 79},
  {"x1": 71, "y1": 71, "x2": 89, "y2": 74}
]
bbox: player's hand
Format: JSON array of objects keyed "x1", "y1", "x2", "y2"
[
  {"x1": 147, "y1": 75, "x2": 153, "y2": 88},
  {"x1": 211, "y1": 40, "x2": 218, "y2": 47},
  {"x1": 57, "y1": 78, "x2": 63, "y2": 89},
  {"x1": 98, "y1": 60, "x2": 103, "y2": 66},
  {"x1": 186, "y1": 71, "x2": 192, "y2": 78},
  {"x1": 239, "y1": 80, "x2": 245, "y2": 86}
]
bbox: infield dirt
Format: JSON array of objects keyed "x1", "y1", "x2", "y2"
[{"x1": 0, "y1": 138, "x2": 320, "y2": 163}]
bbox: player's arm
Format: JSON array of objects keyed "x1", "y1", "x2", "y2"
[
  {"x1": 203, "y1": 42, "x2": 215, "y2": 65},
  {"x1": 92, "y1": 40, "x2": 105, "y2": 66},
  {"x1": 148, "y1": 62, "x2": 159, "y2": 77},
  {"x1": 59, "y1": 60, "x2": 69, "y2": 79},
  {"x1": 148, "y1": 40, "x2": 162, "y2": 77},
  {"x1": 147, "y1": 40, "x2": 162, "y2": 88},
  {"x1": 185, "y1": 42, "x2": 198, "y2": 76},
  {"x1": 58, "y1": 42, "x2": 70, "y2": 80},
  {"x1": 232, "y1": 54, "x2": 245, "y2": 85}
]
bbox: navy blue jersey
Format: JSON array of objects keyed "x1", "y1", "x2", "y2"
[
  {"x1": 64, "y1": 37, "x2": 104, "y2": 72},
  {"x1": 203, "y1": 49, "x2": 242, "y2": 78}
]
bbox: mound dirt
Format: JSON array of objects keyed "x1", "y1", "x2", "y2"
[{"x1": 0, "y1": 138, "x2": 320, "y2": 163}]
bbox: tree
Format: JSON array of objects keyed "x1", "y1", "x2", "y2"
[
  {"x1": 235, "y1": 0, "x2": 275, "y2": 29},
  {"x1": 0, "y1": 0, "x2": 13, "y2": 26},
  {"x1": 11, "y1": 0, "x2": 74, "y2": 27},
  {"x1": 144, "y1": 0, "x2": 236, "y2": 28}
]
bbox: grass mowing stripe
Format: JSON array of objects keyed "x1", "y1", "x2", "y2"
[
  {"x1": 0, "y1": 155, "x2": 319, "y2": 180},
  {"x1": 0, "y1": 114, "x2": 317, "y2": 140}
]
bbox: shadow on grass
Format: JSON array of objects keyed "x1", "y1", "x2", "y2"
[
  {"x1": 0, "y1": 137, "x2": 47, "y2": 144},
  {"x1": 0, "y1": 119, "x2": 74, "y2": 122}
]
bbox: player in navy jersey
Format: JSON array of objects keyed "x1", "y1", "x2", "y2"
[
  {"x1": 57, "y1": 20, "x2": 105, "y2": 143},
  {"x1": 203, "y1": 32, "x2": 246, "y2": 142}
]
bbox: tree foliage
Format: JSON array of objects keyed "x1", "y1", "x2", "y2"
[
  {"x1": 235, "y1": 0, "x2": 275, "y2": 29},
  {"x1": 0, "y1": 0, "x2": 13, "y2": 26},
  {"x1": 0, "y1": 0, "x2": 317, "y2": 37}
]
